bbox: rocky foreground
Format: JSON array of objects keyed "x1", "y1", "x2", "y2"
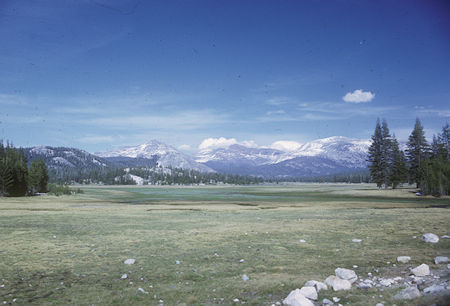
[{"x1": 277, "y1": 233, "x2": 450, "y2": 306}]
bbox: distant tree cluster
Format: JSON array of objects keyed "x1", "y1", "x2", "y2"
[
  {"x1": 0, "y1": 142, "x2": 49, "y2": 197},
  {"x1": 368, "y1": 119, "x2": 449, "y2": 196},
  {"x1": 127, "y1": 167, "x2": 264, "y2": 185}
]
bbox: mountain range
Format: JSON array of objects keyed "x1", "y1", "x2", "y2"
[{"x1": 23, "y1": 136, "x2": 370, "y2": 178}]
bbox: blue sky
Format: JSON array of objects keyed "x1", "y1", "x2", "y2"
[{"x1": 0, "y1": 0, "x2": 449, "y2": 153}]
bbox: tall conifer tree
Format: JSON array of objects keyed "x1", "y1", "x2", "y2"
[
  {"x1": 368, "y1": 119, "x2": 385, "y2": 188},
  {"x1": 406, "y1": 118, "x2": 429, "y2": 187}
]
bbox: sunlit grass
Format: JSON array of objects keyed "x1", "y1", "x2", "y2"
[{"x1": 0, "y1": 184, "x2": 449, "y2": 305}]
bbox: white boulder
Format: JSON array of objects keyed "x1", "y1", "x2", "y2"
[
  {"x1": 394, "y1": 286, "x2": 421, "y2": 300},
  {"x1": 299, "y1": 286, "x2": 317, "y2": 300},
  {"x1": 397, "y1": 256, "x2": 411, "y2": 263},
  {"x1": 282, "y1": 289, "x2": 314, "y2": 306},
  {"x1": 422, "y1": 233, "x2": 439, "y2": 243},
  {"x1": 424, "y1": 284, "x2": 446, "y2": 294},
  {"x1": 335, "y1": 268, "x2": 357, "y2": 283},
  {"x1": 304, "y1": 280, "x2": 327, "y2": 292},
  {"x1": 411, "y1": 264, "x2": 430, "y2": 277},
  {"x1": 325, "y1": 275, "x2": 352, "y2": 291},
  {"x1": 434, "y1": 256, "x2": 449, "y2": 264},
  {"x1": 124, "y1": 259, "x2": 135, "y2": 265},
  {"x1": 352, "y1": 239, "x2": 362, "y2": 243}
]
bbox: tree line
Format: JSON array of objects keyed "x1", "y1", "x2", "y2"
[
  {"x1": 0, "y1": 142, "x2": 49, "y2": 197},
  {"x1": 368, "y1": 118, "x2": 449, "y2": 196}
]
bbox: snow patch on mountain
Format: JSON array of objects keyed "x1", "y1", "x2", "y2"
[{"x1": 98, "y1": 140, "x2": 214, "y2": 173}]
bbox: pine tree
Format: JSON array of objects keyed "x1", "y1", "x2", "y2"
[
  {"x1": 389, "y1": 136, "x2": 408, "y2": 188},
  {"x1": 406, "y1": 118, "x2": 429, "y2": 188},
  {"x1": 368, "y1": 119, "x2": 385, "y2": 188},
  {"x1": 28, "y1": 159, "x2": 49, "y2": 194},
  {"x1": 381, "y1": 119, "x2": 392, "y2": 188}
]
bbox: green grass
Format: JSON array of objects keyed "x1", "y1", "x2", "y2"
[{"x1": 0, "y1": 184, "x2": 449, "y2": 305}]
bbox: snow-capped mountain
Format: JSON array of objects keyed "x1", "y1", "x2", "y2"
[
  {"x1": 196, "y1": 136, "x2": 370, "y2": 177},
  {"x1": 24, "y1": 146, "x2": 112, "y2": 169},
  {"x1": 97, "y1": 140, "x2": 215, "y2": 173}
]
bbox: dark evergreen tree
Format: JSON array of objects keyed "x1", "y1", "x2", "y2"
[
  {"x1": 406, "y1": 118, "x2": 429, "y2": 187},
  {"x1": 381, "y1": 119, "x2": 393, "y2": 188},
  {"x1": 368, "y1": 119, "x2": 386, "y2": 188},
  {"x1": 28, "y1": 159, "x2": 49, "y2": 194},
  {"x1": 389, "y1": 136, "x2": 408, "y2": 188}
]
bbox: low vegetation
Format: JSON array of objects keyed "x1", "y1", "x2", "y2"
[{"x1": 0, "y1": 184, "x2": 448, "y2": 305}]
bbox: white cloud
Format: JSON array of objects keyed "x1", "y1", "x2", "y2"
[
  {"x1": 270, "y1": 140, "x2": 302, "y2": 151},
  {"x1": 343, "y1": 89, "x2": 375, "y2": 103},
  {"x1": 266, "y1": 109, "x2": 286, "y2": 115},
  {"x1": 178, "y1": 144, "x2": 192, "y2": 151},
  {"x1": 198, "y1": 137, "x2": 258, "y2": 151},
  {"x1": 265, "y1": 97, "x2": 292, "y2": 106}
]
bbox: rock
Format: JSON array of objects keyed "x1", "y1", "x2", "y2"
[
  {"x1": 299, "y1": 286, "x2": 317, "y2": 300},
  {"x1": 233, "y1": 298, "x2": 240, "y2": 303},
  {"x1": 325, "y1": 275, "x2": 351, "y2": 291},
  {"x1": 304, "y1": 280, "x2": 327, "y2": 292},
  {"x1": 121, "y1": 274, "x2": 127, "y2": 279},
  {"x1": 332, "y1": 297, "x2": 340, "y2": 302},
  {"x1": 352, "y1": 239, "x2": 362, "y2": 243},
  {"x1": 375, "y1": 303, "x2": 384, "y2": 306},
  {"x1": 138, "y1": 287, "x2": 148, "y2": 294},
  {"x1": 299, "y1": 239, "x2": 306, "y2": 243},
  {"x1": 322, "y1": 298, "x2": 333, "y2": 305},
  {"x1": 434, "y1": 256, "x2": 449, "y2": 264},
  {"x1": 124, "y1": 259, "x2": 135, "y2": 265},
  {"x1": 176, "y1": 260, "x2": 180, "y2": 265},
  {"x1": 282, "y1": 289, "x2": 314, "y2": 306},
  {"x1": 441, "y1": 235, "x2": 450, "y2": 239},
  {"x1": 335, "y1": 268, "x2": 357, "y2": 283},
  {"x1": 422, "y1": 233, "x2": 439, "y2": 243},
  {"x1": 424, "y1": 284, "x2": 446, "y2": 294},
  {"x1": 394, "y1": 286, "x2": 421, "y2": 300},
  {"x1": 411, "y1": 264, "x2": 430, "y2": 277},
  {"x1": 397, "y1": 256, "x2": 411, "y2": 263},
  {"x1": 379, "y1": 278, "x2": 395, "y2": 287},
  {"x1": 357, "y1": 281, "x2": 372, "y2": 289},
  {"x1": 315, "y1": 281, "x2": 327, "y2": 292},
  {"x1": 239, "y1": 259, "x2": 244, "y2": 263},
  {"x1": 242, "y1": 274, "x2": 249, "y2": 281}
]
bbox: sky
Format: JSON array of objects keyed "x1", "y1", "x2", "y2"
[{"x1": 0, "y1": 0, "x2": 449, "y2": 153}]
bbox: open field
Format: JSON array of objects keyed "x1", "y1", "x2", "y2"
[{"x1": 0, "y1": 183, "x2": 449, "y2": 305}]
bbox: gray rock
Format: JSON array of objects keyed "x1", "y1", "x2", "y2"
[
  {"x1": 124, "y1": 259, "x2": 135, "y2": 265},
  {"x1": 441, "y1": 235, "x2": 450, "y2": 239},
  {"x1": 304, "y1": 280, "x2": 327, "y2": 292},
  {"x1": 121, "y1": 274, "x2": 127, "y2": 279},
  {"x1": 352, "y1": 239, "x2": 362, "y2": 243},
  {"x1": 322, "y1": 298, "x2": 333, "y2": 305},
  {"x1": 375, "y1": 304, "x2": 384, "y2": 306},
  {"x1": 282, "y1": 289, "x2": 314, "y2": 306},
  {"x1": 397, "y1": 256, "x2": 411, "y2": 263},
  {"x1": 138, "y1": 287, "x2": 148, "y2": 294},
  {"x1": 332, "y1": 297, "x2": 340, "y2": 302},
  {"x1": 242, "y1": 274, "x2": 249, "y2": 281},
  {"x1": 422, "y1": 233, "x2": 439, "y2": 243},
  {"x1": 356, "y1": 282, "x2": 372, "y2": 289},
  {"x1": 394, "y1": 286, "x2": 421, "y2": 300},
  {"x1": 299, "y1": 286, "x2": 317, "y2": 300},
  {"x1": 424, "y1": 284, "x2": 446, "y2": 294},
  {"x1": 335, "y1": 268, "x2": 357, "y2": 283},
  {"x1": 434, "y1": 256, "x2": 449, "y2": 264},
  {"x1": 325, "y1": 275, "x2": 352, "y2": 291},
  {"x1": 411, "y1": 263, "x2": 430, "y2": 277},
  {"x1": 379, "y1": 278, "x2": 395, "y2": 287}
]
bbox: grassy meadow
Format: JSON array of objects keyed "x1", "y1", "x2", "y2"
[{"x1": 0, "y1": 183, "x2": 449, "y2": 305}]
